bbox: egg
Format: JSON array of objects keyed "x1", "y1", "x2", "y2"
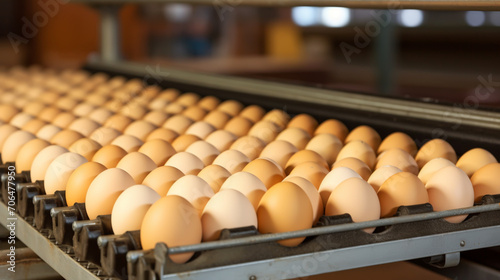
[
  {"x1": 201, "y1": 189, "x2": 257, "y2": 241},
  {"x1": 197, "y1": 96, "x2": 220, "y2": 111},
  {"x1": 116, "y1": 152, "x2": 157, "y2": 183},
  {"x1": 123, "y1": 120, "x2": 157, "y2": 141},
  {"x1": 92, "y1": 145, "x2": 127, "y2": 168},
  {"x1": 259, "y1": 140, "x2": 298, "y2": 170},
  {"x1": 23, "y1": 101, "x2": 45, "y2": 116},
  {"x1": 221, "y1": 116, "x2": 252, "y2": 138},
  {"x1": 203, "y1": 111, "x2": 231, "y2": 129},
  {"x1": 142, "y1": 166, "x2": 184, "y2": 196},
  {"x1": 164, "y1": 103, "x2": 185, "y2": 114},
  {"x1": 242, "y1": 158, "x2": 285, "y2": 189},
  {"x1": 318, "y1": 167, "x2": 362, "y2": 205},
  {"x1": 197, "y1": 165, "x2": 231, "y2": 193},
  {"x1": 9, "y1": 112, "x2": 34, "y2": 128},
  {"x1": 111, "y1": 185, "x2": 161, "y2": 235},
  {"x1": 50, "y1": 129, "x2": 84, "y2": 149},
  {"x1": 275, "y1": 127, "x2": 311, "y2": 150},
  {"x1": 119, "y1": 102, "x2": 147, "y2": 120},
  {"x1": 229, "y1": 136, "x2": 265, "y2": 160},
  {"x1": 36, "y1": 125, "x2": 62, "y2": 141},
  {"x1": 165, "y1": 152, "x2": 204, "y2": 175},
  {"x1": 167, "y1": 175, "x2": 214, "y2": 215},
  {"x1": 15, "y1": 139, "x2": 50, "y2": 171},
  {"x1": 140, "y1": 195, "x2": 202, "y2": 263},
  {"x1": 456, "y1": 148, "x2": 497, "y2": 177},
  {"x1": 182, "y1": 106, "x2": 207, "y2": 121},
  {"x1": 415, "y1": 139, "x2": 457, "y2": 169},
  {"x1": 172, "y1": 134, "x2": 202, "y2": 152},
  {"x1": 418, "y1": 158, "x2": 456, "y2": 185},
  {"x1": 157, "y1": 88, "x2": 180, "y2": 101},
  {"x1": 65, "y1": 162, "x2": 107, "y2": 206},
  {"x1": 85, "y1": 168, "x2": 136, "y2": 220},
  {"x1": 336, "y1": 140, "x2": 376, "y2": 169},
  {"x1": 73, "y1": 103, "x2": 96, "y2": 117},
  {"x1": 471, "y1": 163, "x2": 500, "y2": 202},
  {"x1": 111, "y1": 134, "x2": 143, "y2": 152},
  {"x1": 220, "y1": 172, "x2": 267, "y2": 210},
  {"x1": 378, "y1": 172, "x2": 429, "y2": 217},
  {"x1": 288, "y1": 161, "x2": 328, "y2": 189},
  {"x1": 247, "y1": 120, "x2": 281, "y2": 144},
  {"x1": 1, "y1": 130, "x2": 36, "y2": 162},
  {"x1": 138, "y1": 139, "x2": 176, "y2": 166},
  {"x1": 378, "y1": 132, "x2": 417, "y2": 156},
  {"x1": 0, "y1": 104, "x2": 20, "y2": 122},
  {"x1": 68, "y1": 138, "x2": 101, "y2": 161},
  {"x1": 239, "y1": 105, "x2": 265, "y2": 123},
  {"x1": 425, "y1": 166, "x2": 474, "y2": 223},
  {"x1": 257, "y1": 181, "x2": 313, "y2": 247},
  {"x1": 44, "y1": 152, "x2": 88, "y2": 194},
  {"x1": 38, "y1": 107, "x2": 62, "y2": 122},
  {"x1": 185, "y1": 141, "x2": 220, "y2": 166},
  {"x1": 163, "y1": 115, "x2": 194, "y2": 134},
  {"x1": 287, "y1": 114, "x2": 318, "y2": 137},
  {"x1": 262, "y1": 109, "x2": 290, "y2": 129},
  {"x1": 103, "y1": 114, "x2": 133, "y2": 132},
  {"x1": 285, "y1": 150, "x2": 329, "y2": 174},
  {"x1": 30, "y1": 145, "x2": 69, "y2": 182},
  {"x1": 0, "y1": 124, "x2": 19, "y2": 151},
  {"x1": 204, "y1": 130, "x2": 237, "y2": 152},
  {"x1": 367, "y1": 165, "x2": 402, "y2": 192},
  {"x1": 217, "y1": 100, "x2": 244, "y2": 116},
  {"x1": 345, "y1": 125, "x2": 381, "y2": 152},
  {"x1": 52, "y1": 112, "x2": 77, "y2": 129},
  {"x1": 185, "y1": 121, "x2": 216, "y2": 139},
  {"x1": 142, "y1": 110, "x2": 170, "y2": 127},
  {"x1": 89, "y1": 127, "x2": 122, "y2": 146},
  {"x1": 283, "y1": 176, "x2": 323, "y2": 224},
  {"x1": 56, "y1": 97, "x2": 78, "y2": 111},
  {"x1": 306, "y1": 133, "x2": 343, "y2": 166},
  {"x1": 176, "y1": 92, "x2": 200, "y2": 107},
  {"x1": 21, "y1": 119, "x2": 47, "y2": 134},
  {"x1": 325, "y1": 177, "x2": 380, "y2": 233},
  {"x1": 332, "y1": 157, "x2": 372, "y2": 181},
  {"x1": 376, "y1": 148, "x2": 418, "y2": 175},
  {"x1": 146, "y1": 128, "x2": 179, "y2": 143},
  {"x1": 212, "y1": 149, "x2": 250, "y2": 174}
]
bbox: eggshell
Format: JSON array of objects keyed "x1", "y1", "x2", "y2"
[
  {"x1": 85, "y1": 168, "x2": 136, "y2": 220},
  {"x1": 138, "y1": 139, "x2": 176, "y2": 166},
  {"x1": 287, "y1": 114, "x2": 318, "y2": 137},
  {"x1": 56, "y1": 97, "x2": 78, "y2": 111},
  {"x1": 325, "y1": 177, "x2": 380, "y2": 233},
  {"x1": 124, "y1": 120, "x2": 157, "y2": 141},
  {"x1": 418, "y1": 158, "x2": 456, "y2": 185},
  {"x1": 285, "y1": 150, "x2": 329, "y2": 174},
  {"x1": 167, "y1": 175, "x2": 215, "y2": 215},
  {"x1": 38, "y1": 107, "x2": 62, "y2": 122},
  {"x1": 44, "y1": 152, "x2": 88, "y2": 194},
  {"x1": 367, "y1": 165, "x2": 402, "y2": 192},
  {"x1": 52, "y1": 112, "x2": 77, "y2": 129},
  {"x1": 92, "y1": 145, "x2": 127, "y2": 168},
  {"x1": 36, "y1": 125, "x2": 62, "y2": 141},
  {"x1": 332, "y1": 157, "x2": 372, "y2": 181},
  {"x1": 164, "y1": 103, "x2": 185, "y2": 114},
  {"x1": 203, "y1": 111, "x2": 231, "y2": 129},
  {"x1": 157, "y1": 88, "x2": 180, "y2": 101},
  {"x1": 242, "y1": 158, "x2": 285, "y2": 189},
  {"x1": 23, "y1": 102, "x2": 45, "y2": 116},
  {"x1": 112, "y1": 185, "x2": 161, "y2": 235},
  {"x1": 197, "y1": 165, "x2": 231, "y2": 193},
  {"x1": 262, "y1": 109, "x2": 290, "y2": 129},
  {"x1": 275, "y1": 127, "x2": 311, "y2": 150},
  {"x1": 345, "y1": 125, "x2": 381, "y2": 152},
  {"x1": 288, "y1": 161, "x2": 328, "y2": 189},
  {"x1": 172, "y1": 134, "x2": 202, "y2": 152},
  {"x1": 284, "y1": 176, "x2": 323, "y2": 224},
  {"x1": 176, "y1": 92, "x2": 200, "y2": 107},
  {"x1": 185, "y1": 140, "x2": 220, "y2": 166},
  {"x1": 111, "y1": 134, "x2": 143, "y2": 152},
  {"x1": 425, "y1": 166, "x2": 474, "y2": 223},
  {"x1": 1, "y1": 130, "x2": 36, "y2": 162},
  {"x1": 9, "y1": 112, "x2": 34, "y2": 128},
  {"x1": 103, "y1": 114, "x2": 133, "y2": 132},
  {"x1": 205, "y1": 130, "x2": 237, "y2": 152},
  {"x1": 197, "y1": 96, "x2": 220, "y2": 111},
  {"x1": 140, "y1": 195, "x2": 202, "y2": 263},
  {"x1": 415, "y1": 139, "x2": 457, "y2": 169},
  {"x1": 165, "y1": 152, "x2": 204, "y2": 175},
  {"x1": 30, "y1": 145, "x2": 69, "y2": 182},
  {"x1": 456, "y1": 148, "x2": 497, "y2": 177},
  {"x1": 66, "y1": 162, "x2": 107, "y2": 206},
  {"x1": 15, "y1": 139, "x2": 50, "y2": 172},
  {"x1": 248, "y1": 120, "x2": 281, "y2": 144},
  {"x1": 142, "y1": 110, "x2": 169, "y2": 126},
  {"x1": 336, "y1": 140, "x2": 376, "y2": 169},
  {"x1": 378, "y1": 172, "x2": 429, "y2": 218},
  {"x1": 471, "y1": 163, "x2": 500, "y2": 202},
  {"x1": 239, "y1": 105, "x2": 265, "y2": 123},
  {"x1": 119, "y1": 102, "x2": 147, "y2": 120},
  {"x1": 182, "y1": 106, "x2": 207, "y2": 121},
  {"x1": 88, "y1": 108, "x2": 113, "y2": 125},
  {"x1": 0, "y1": 124, "x2": 19, "y2": 151},
  {"x1": 257, "y1": 181, "x2": 313, "y2": 247},
  {"x1": 378, "y1": 132, "x2": 417, "y2": 156},
  {"x1": 163, "y1": 115, "x2": 193, "y2": 134},
  {"x1": 376, "y1": 148, "x2": 418, "y2": 175},
  {"x1": 73, "y1": 103, "x2": 96, "y2": 117},
  {"x1": 213, "y1": 149, "x2": 250, "y2": 174},
  {"x1": 50, "y1": 129, "x2": 84, "y2": 149},
  {"x1": 201, "y1": 189, "x2": 257, "y2": 241},
  {"x1": 224, "y1": 116, "x2": 253, "y2": 137},
  {"x1": 319, "y1": 167, "x2": 362, "y2": 205},
  {"x1": 185, "y1": 121, "x2": 216, "y2": 139},
  {"x1": 146, "y1": 127, "x2": 179, "y2": 143},
  {"x1": 220, "y1": 172, "x2": 267, "y2": 210},
  {"x1": 21, "y1": 119, "x2": 47, "y2": 134},
  {"x1": 116, "y1": 152, "x2": 157, "y2": 183},
  {"x1": 68, "y1": 138, "x2": 102, "y2": 161},
  {"x1": 217, "y1": 100, "x2": 243, "y2": 116},
  {"x1": 259, "y1": 140, "x2": 298, "y2": 170},
  {"x1": 230, "y1": 136, "x2": 265, "y2": 160},
  {"x1": 0, "y1": 104, "x2": 19, "y2": 122},
  {"x1": 306, "y1": 133, "x2": 343, "y2": 166},
  {"x1": 89, "y1": 127, "x2": 122, "y2": 146},
  {"x1": 142, "y1": 166, "x2": 184, "y2": 196}
]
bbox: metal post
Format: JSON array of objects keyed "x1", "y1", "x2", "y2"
[
  {"x1": 374, "y1": 15, "x2": 397, "y2": 95},
  {"x1": 99, "y1": 6, "x2": 122, "y2": 62}
]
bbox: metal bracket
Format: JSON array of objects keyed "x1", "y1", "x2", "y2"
[{"x1": 426, "y1": 252, "x2": 461, "y2": 268}]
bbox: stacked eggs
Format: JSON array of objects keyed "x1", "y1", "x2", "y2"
[{"x1": 1, "y1": 66, "x2": 499, "y2": 264}]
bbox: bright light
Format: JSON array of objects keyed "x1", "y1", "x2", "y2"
[
  {"x1": 489, "y1": 11, "x2": 500, "y2": 26},
  {"x1": 465, "y1": 11, "x2": 485, "y2": 27},
  {"x1": 292, "y1": 7, "x2": 320, "y2": 27},
  {"x1": 163, "y1": 4, "x2": 192, "y2": 23},
  {"x1": 321, "y1": 7, "x2": 351, "y2": 28},
  {"x1": 398, "y1": 9, "x2": 424, "y2": 27}
]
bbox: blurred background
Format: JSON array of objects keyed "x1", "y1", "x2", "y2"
[{"x1": 1, "y1": 0, "x2": 499, "y2": 107}]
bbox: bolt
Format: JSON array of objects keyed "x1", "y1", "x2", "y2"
[
  {"x1": 249, "y1": 276, "x2": 257, "y2": 280},
  {"x1": 460, "y1": 241, "x2": 466, "y2": 247}
]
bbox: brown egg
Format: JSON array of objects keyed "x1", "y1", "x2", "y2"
[
  {"x1": 103, "y1": 114, "x2": 133, "y2": 132},
  {"x1": 239, "y1": 105, "x2": 265, "y2": 123},
  {"x1": 86, "y1": 93, "x2": 109, "y2": 106},
  {"x1": 415, "y1": 139, "x2": 457, "y2": 169},
  {"x1": 69, "y1": 138, "x2": 102, "y2": 161},
  {"x1": 230, "y1": 136, "x2": 265, "y2": 160},
  {"x1": 36, "y1": 124, "x2": 62, "y2": 141},
  {"x1": 142, "y1": 110, "x2": 169, "y2": 127},
  {"x1": 21, "y1": 119, "x2": 47, "y2": 134},
  {"x1": 139, "y1": 139, "x2": 176, "y2": 166},
  {"x1": 262, "y1": 109, "x2": 290, "y2": 129},
  {"x1": 224, "y1": 116, "x2": 253, "y2": 137},
  {"x1": 367, "y1": 165, "x2": 402, "y2": 192},
  {"x1": 164, "y1": 103, "x2": 185, "y2": 114},
  {"x1": 23, "y1": 101, "x2": 45, "y2": 116},
  {"x1": 9, "y1": 112, "x2": 34, "y2": 128},
  {"x1": 157, "y1": 88, "x2": 180, "y2": 102},
  {"x1": 104, "y1": 99, "x2": 124, "y2": 113},
  {"x1": 319, "y1": 167, "x2": 362, "y2": 205},
  {"x1": 418, "y1": 158, "x2": 456, "y2": 185},
  {"x1": 119, "y1": 102, "x2": 147, "y2": 120},
  {"x1": 39, "y1": 91, "x2": 61, "y2": 104},
  {"x1": 213, "y1": 150, "x2": 250, "y2": 174},
  {"x1": 242, "y1": 158, "x2": 285, "y2": 189},
  {"x1": 0, "y1": 124, "x2": 19, "y2": 151},
  {"x1": 259, "y1": 140, "x2": 298, "y2": 170},
  {"x1": 163, "y1": 115, "x2": 193, "y2": 134},
  {"x1": 38, "y1": 106, "x2": 62, "y2": 122},
  {"x1": 15, "y1": 139, "x2": 50, "y2": 171},
  {"x1": 30, "y1": 145, "x2": 69, "y2": 182},
  {"x1": 50, "y1": 129, "x2": 84, "y2": 149},
  {"x1": 89, "y1": 127, "x2": 122, "y2": 146},
  {"x1": 332, "y1": 157, "x2": 372, "y2": 181},
  {"x1": 185, "y1": 121, "x2": 216, "y2": 139},
  {"x1": 176, "y1": 92, "x2": 200, "y2": 107},
  {"x1": 197, "y1": 164, "x2": 231, "y2": 193},
  {"x1": 197, "y1": 95, "x2": 220, "y2": 111},
  {"x1": 92, "y1": 145, "x2": 128, "y2": 168},
  {"x1": 336, "y1": 140, "x2": 376, "y2": 169},
  {"x1": 378, "y1": 132, "x2": 417, "y2": 156},
  {"x1": 285, "y1": 150, "x2": 329, "y2": 174},
  {"x1": 456, "y1": 148, "x2": 497, "y2": 177},
  {"x1": 172, "y1": 134, "x2": 201, "y2": 152},
  {"x1": 56, "y1": 96, "x2": 78, "y2": 111},
  {"x1": 1, "y1": 130, "x2": 35, "y2": 163},
  {"x1": 167, "y1": 175, "x2": 214, "y2": 216},
  {"x1": 87, "y1": 108, "x2": 113, "y2": 125},
  {"x1": 52, "y1": 112, "x2": 77, "y2": 129},
  {"x1": 111, "y1": 135, "x2": 143, "y2": 152},
  {"x1": 65, "y1": 162, "x2": 107, "y2": 206},
  {"x1": 144, "y1": 128, "x2": 178, "y2": 143},
  {"x1": 203, "y1": 110, "x2": 231, "y2": 129},
  {"x1": 123, "y1": 120, "x2": 157, "y2": 142},
  {"x1": 247, "y1": 120, "x2": 281, "y2": 144},
  {"x1": 275, "y1": 127, "x2": 311, "y2": 150},
  {"x1": 283, "y1": 176, "x2": 323, "y2": 224},
  {"x1": 165, "y1": 152, "x2": 204, "y2": 175},
  {"x1": 287, "y1": 114, "x2": 318, "y2": 137},
  {"x1": 205, "y1": 130, "x2": 237, "y2": 152},
  {"x1": 376, "y1": 148, "x2": 418, "y2": 175},
  {"x1": 73, "y1": 102, "x2": 96, "y2": 117},
  {"x1": 0, "y1": 104, "x2": 19, "y2": 122},
  {"x1": 68, "y1": 118, "x2": 100, "y2": 137},
  {"x1": 44, "y1": 152, "x2": 88, "y2": 194},
  {"x1": 220, "y1": 172, "x2": 266, "y2": 210},
  {"x1": 117, "y1": 152, "x2": 157, "y2": 183},
  {"x1": 306, "y1": 133, "x2": 343, "y2": 166},
  {"x1": 185, "y1": 140, "x2": 220, "y2": 166},
  {"x1": 217, "y1": 100, "x2": 244, "y2": 116},
  {"x1": 314, "y1": 119, "x2": 349, "y2": 142},
  {"x1": 378, "y1": 172, "x2": 429, "y2": 217},
  {"x1": 288, "y1": 161, "x2": 329, "y2": 189},
  {"x1": 142, "y1": 166, "x2": 184, "y2": 196},
  {"x1": 182, "y1": 105, "x2": 207, "y2": 121},
  {"x1": 345, "y1": 125, "x2": 381, "y2": 152},
  {"x1": 471, "y1": 163, "x2": 500, "y2": 202}
]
